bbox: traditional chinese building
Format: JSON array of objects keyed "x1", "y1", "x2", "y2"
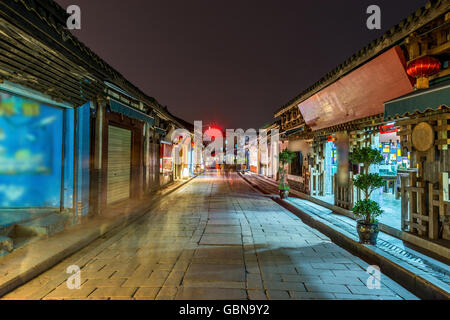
[
  {"x1": 272, "y1": 1, "x2": 450, "y2": 248},
  {"x1": 0, "y1": 0, "x2": 192, "y2": 253}
]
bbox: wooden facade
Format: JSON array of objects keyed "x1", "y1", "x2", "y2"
[
  {"x1": 396, "y1": 110, "x2": 450, "y2": 240},
  {"x1": 100, "y1": 104, "x2": 144, "y2": 209}
]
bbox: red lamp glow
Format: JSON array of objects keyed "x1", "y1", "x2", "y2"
[
  {"x1": 406, "y1": 56, "x2": 441, "y2": 89},
  {"x1": 380, "y1": 124, "x2": 398, "y2": 134}
]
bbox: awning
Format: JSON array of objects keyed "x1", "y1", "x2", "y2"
[
  {"x1": 384, "y1": 80, "x2": 450, "y2": 119},
  {"x1": 109, "y1": 99, "x2": 155, "y2": 125},
  {"x1": 298, "y1": 47, "x2": 414, "y2": 131}
]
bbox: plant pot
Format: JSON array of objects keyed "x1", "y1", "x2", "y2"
[
  {"x1": 279, "y1": 190, "x2": 289, "y2": 199},
  {"x1": 356, "y1": 220, "x2": 379, "y2": 245}
]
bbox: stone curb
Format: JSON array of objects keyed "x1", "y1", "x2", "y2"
[
  {"x1": 254, "y1": 174, "x2": 450, "y2": 261},
  {"x1": 238, "y1": 172, "x2": 449, "y2": 300},
  {"x1": 0, "y1": 176, "x2": 197, "y2": 298}
]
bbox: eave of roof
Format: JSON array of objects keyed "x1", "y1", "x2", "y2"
[{"x1": 2, "y1": 0, "x2": 182, "y2": 124}]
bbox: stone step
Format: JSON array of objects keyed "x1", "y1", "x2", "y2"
[{"x1": 0, "y1": 235, "x2": 13, "y2": 253}]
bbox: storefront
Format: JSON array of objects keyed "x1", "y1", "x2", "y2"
[
  {"x1": 101, "y1": 98, "x2": 151, "y2": 207},
  {"x1": 249, "y1": 145, "x2": 258, "y2": 173},
  {"x1": 384, "y1": 80, "x2": 450, "y2": 240},
  {"x1": 180, "y1": 141, "x2": 194, "y2": 179},
  {"x1": 324, "y1": 140, "x2": 338, "y2": 199},
  {"x1": 0, "y1": 81, "x2": 91, "y2": 222},
  {"x1": 266, "y1": 135, "x2": 279, "y2": 179},
  {"x1": 283, "y1": 137, "x2": 308, "y2": 193},
  {"x1": 378, "y1": 125, "x2": 409, "y2": 169},
  {"x1": 346, "y1": 126, "x2": 413, "y2": 230},
  {"x1": 258, "y1": 136, "x2": 268, "y2": 176},
  {"x1": 106, "y1": 125, "x2": 132, "y2": 205},
  {"x1": 143, "y1": 125, "x2": 160, "y2": 194},
  {"x1": 171, "y1": 134, "x2": 191, "y2": 181},
  {"x1": 160, "y1": 140, "x2": 174, "y2": 186}
]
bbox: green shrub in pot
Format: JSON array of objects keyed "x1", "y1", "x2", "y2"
[{"x1": 350, "y1": 147, "x2": 385, "y2": 245}]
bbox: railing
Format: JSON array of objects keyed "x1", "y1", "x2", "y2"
[{"x1": 401, "y1": 171, "x2": 449, "y2": 240}]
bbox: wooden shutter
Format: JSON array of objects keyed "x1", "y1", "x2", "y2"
[{"x1": 107, "y1": 126, "x2": 131, "y2": 205}]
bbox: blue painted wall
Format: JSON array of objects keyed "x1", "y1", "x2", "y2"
[{"x1": 0, "y1": 92, "x2": 64, "y2": 208}]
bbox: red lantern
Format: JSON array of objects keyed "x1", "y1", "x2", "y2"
[{"x1": 406, "y1": 56, "x2": 441, "y2": 89}]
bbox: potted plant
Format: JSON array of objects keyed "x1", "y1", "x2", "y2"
[
  {"x1": 278, "y1": 149, "x2": 297, "y2": 199},
  {"x1": 350, "y1": 147, "x2": 385, "y2": 245}
]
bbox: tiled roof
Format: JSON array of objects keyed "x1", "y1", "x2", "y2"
[
  {"x1": 384, "y1": 80, "x2": 450, "y2": 119},
  {"x1": 274, "y1": 0, "x2": 450, "y2": 118},
  {"x1": 6, "y1": 0, "x2": 182, "y2": 125}
]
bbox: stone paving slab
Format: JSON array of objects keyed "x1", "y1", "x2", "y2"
[
  {"x1": 0, "y1": 177, "x2": 197, "y2": 298},
  {"x1": 244, "y1": 172, "x2": 449, "y2": 300},
  {"x1": 199, "y1": 234, "x2": 242, "y2": 246},
  {"x1": 184, "y1": 263, "x2": 246, "y2": 282},
  {"x1": 1, "y1": 173, "x2": 418, "y2": 300},
  {"x1": 207, "y1": 219, "x2": 241, "y2": 226},
  {"x1": 204, "y1": 226, "x2": 242, "y2": 234},
  {"x1": 175, "y1": 287, "x2": 247, "y2": 300}
]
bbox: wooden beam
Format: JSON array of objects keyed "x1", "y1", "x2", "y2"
[
  {"x1": 428, "y1": 183, "x2": 439, "y2": 239},
  {"x1": 401, "y1": 176, "x2": 409, "y2": 231}
]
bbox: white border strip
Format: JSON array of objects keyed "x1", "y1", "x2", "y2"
[{"x1": 0, "y1": 80, "x2": 73, "y2": 108}]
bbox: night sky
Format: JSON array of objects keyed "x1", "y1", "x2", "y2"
[{"x1": 55, "y1": 0, "x2": 426, "y2": 129}]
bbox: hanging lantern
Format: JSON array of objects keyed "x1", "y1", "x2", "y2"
[{"x1": 406, "y1": 56, "x2": 441, "y2": 89}]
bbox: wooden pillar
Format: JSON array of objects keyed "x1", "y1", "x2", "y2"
[
  {"x1": 131, "y1": 121, "x2": 144, "y2": 199},
  {"x1": 401, "y1": 175, "x2": 409, "y2": 231},
  {"x1": 90, "y1": 99, "x2": 106, "y2": 215},
  {"x1": 335, "y1": 131, "x2": 350, "y2": 209},
  {"x1": 428, "y1": 183, "x2": 438, "y2": 240},
  {"x1": 440, "y1": 172, "x2": 449, "y2": 240},
  {"x1": 333, "y1": 174, "x2": 337, "y2": 205},
  {"x1": 409, "y1": 172, "x2": 417, "y2": 233},
  {"x1": 417, "y1": 161, "x2": 426, "y2": 237}
]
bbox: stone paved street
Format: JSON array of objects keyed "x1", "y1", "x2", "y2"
[{"x1": 1, "y1": 172, "x2": 417, "y2": 300}]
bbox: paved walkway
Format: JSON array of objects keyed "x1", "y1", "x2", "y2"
[{"x1": 1, "y1": 172, "x2": 416, "y2": 300}]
